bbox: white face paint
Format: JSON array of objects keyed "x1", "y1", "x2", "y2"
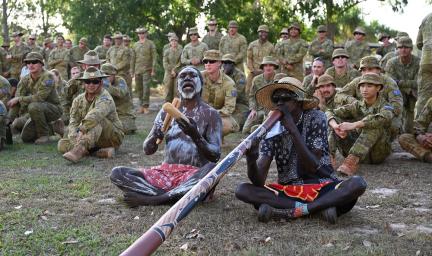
[{"x1": 177, "y1": 67, "x2": 202, "y2": 99}]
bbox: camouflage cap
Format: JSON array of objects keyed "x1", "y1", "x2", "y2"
[
  {"x1": 135, "y1": 27, "x2": 148, "y2": 34},
  {"x1": 397, "y1": 36, "x2": 413, "y2": 48},
  {"x1": 169, "y1": 34, "x2": 179, "y2": 41},
  {"x1": 24, "y1": 52, "x2": 44, "y2": 64},
  {"x1": 203, "y1": 50, "x2": 222, "y2": 61},
  {"x1": 317, "y1": 25, "x2": 327, "y2": 32},
  {"x1": 316, "y1": 74, "x2": 335, "y2": 88},
  {"x1": 112, "y1": 32, "x2": 123, "y2": 39},
  {"x1": 44, "y1": 38, "x2": 52, "y2": 44},
  {"x1": 208, "y1": 18, "x2": 217, "y2": 25},
  {"x1": 395, "y1": 31, "x2": 409, "y2": 40},
  {"x1": 378, "y1": 32, "x2": 390, "y2": 41},
  {"x1": 77, "y1": 50, "x2": 105, "y2": 65},
  {"x1": 359, "y1": 56, "x2": 381, "y2": 70},
  {"x1": 280, "y1": 28, "x2": 289, "y2": 35},
  {"x1": 101, "y1": 63, "x2": 117, "y2": 75},
  {"x1": 11, "y1": 31, "x2": 24, "y2": 37},
  {"x1": 353, "y1": 27, "x2": 366, "y2": 35},
  {"x1": 332, "y1": 48, "x2": 350, "y2": 59},
  {"x1": 358, "y1": 73, "x2": 383, "y2": 89},
  {"x1": 123, "y1": 35, "x2": 131, "y2": 41},
  {"x1": 79, "y1": 37, "x2": 88, "y2": 44},
  {"x1": 288, "y1": 22, "x2": 301, "y2": 32},
  {"x1": 221, "y1": 54, "x2": 235, "y2": 63},
  {"x1": 188, "y1": 27, "x2": 200, "y2": 37},
  {"x1": 228, "y1": 20, "x2": 239, "y2": 28},
  {"x1": 259, "y1": 56, "x2": 279, "y2": 69},
  {"x1": 77, "y1": 66, "x2": 108, "y2": 80},
  {"x1": 257, "y1": 25, "x2": 269, "y2": 33}
]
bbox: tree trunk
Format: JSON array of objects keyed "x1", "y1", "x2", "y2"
[
  {"x1": 324, "y1": 0, "x2": 336, "y2": 41},
  {"x1": 2, "y1": 0, "x2": 9, "y2": 44}
]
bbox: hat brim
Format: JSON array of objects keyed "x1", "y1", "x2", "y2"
[
  {"x1": 203, "y1": 57, "x2": 221, "y2": 62},
  {"x1": 255, "y1": 82, "x2": 319, "y2": 111},
  {"x1": 23, "y1": 58, "x2": 44, "y2": 65},
  {"x1": 260, "y1": 62, "x2": 279, "y2": 70},
  {"x1": 77, "y1": 74, "x2": 109, "y2": 80},
  {"x1": 77, "y1": 59, "x2": 106, "y2": 65}
]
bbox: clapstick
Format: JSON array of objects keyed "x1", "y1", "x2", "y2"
[
  {"x1": 162, "y1": 102, "x2": 189, "y2": 124},
  {"x1": 156, "y1": 98, "x2": 181, "y2": 145}
]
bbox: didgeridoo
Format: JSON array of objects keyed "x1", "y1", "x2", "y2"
[
  {"x1": 120, "y1": 110, "x2": 282, "y2": 256},
  {"x1": 156, "y1": 98, "x2": 181, "y2": 145}
]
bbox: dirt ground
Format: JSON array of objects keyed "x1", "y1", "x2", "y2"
[{"x1": 0, "y1": 95, "x2": 431, "y2": 256}]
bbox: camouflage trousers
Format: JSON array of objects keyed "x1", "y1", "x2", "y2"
[
  {"x1": 398, "y1": 133, "x2": 432, "y2": 161},
  {"x1": 58, "y1": 117, "x2": 124, "y2": 153},
  {"x1": 135, "y1": 71, "x2": 152, "y2": 107},
  {"x1": 0, "y1": 101, "x2": 6, "y2": 140},
  {"x1": 242, "y1": 110, "x2": 266, "y2": 134},
  {"x1": 329, "y1": 127, "x2": 392, "y2": 164},
  {"x1": 119, "y1": 114, "x2": 137, "y2": 135},
  {"x1": 401, "y1": 92, "x2": 416, "y2": 134},
  {"x1": 222, "y1": 115, "x2": 239, "y2": 137},
  {"x1": 414, "y1": 64, "x2": 432, "y2": 118},
  {"x1": 21, "y1": 102, "x2": 62, "y2": 142},
  {"x1": 163, "y1": 71, "x2": 178, "y2": 103}
]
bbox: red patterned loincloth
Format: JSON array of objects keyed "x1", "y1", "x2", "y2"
[
  {"x1": 140, "y1": 163, "x2": 199, "y2": 191},
  {"x1": 267, "y1": 181, "x2": 332, "y2": 202}
]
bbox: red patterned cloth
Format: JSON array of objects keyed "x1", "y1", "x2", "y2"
[
  {"x1": 140, "y1": 163, "x2": 199, "y2": 191},
  {"x1": 267, "y1": 181, "x2": 332, "y2": 202}
]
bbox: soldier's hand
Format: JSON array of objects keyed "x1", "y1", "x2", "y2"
[
  {"x1": 334, "y1": 125, "x2": 347, "y2": 139},
  {"x1": 248, "y1": 110, "x2": 257, "y2": 119},
  {"x1": 6, "y1": 97, "x2": 19, "y2": 108},
  {"x1": 339, "y1": 122, "x2": 357, "y2": 132},
  {"x1": 177, "y1": 117, "x2": 200, "y2": 140},
  {"x1": 285, "y1": 64, "x2": 293, "y2": 70}
]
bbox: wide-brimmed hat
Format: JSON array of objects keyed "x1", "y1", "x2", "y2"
[
  {"x1": 112, "y1": 32, "x2": 123, "y2": 39},
  {"x1": 123, "y1": 35, "x2": 131, "y2": 41},
  {"x1": 12, "y1": 31, "x2": 24, "y2": 37},
  {"x1": 228, "y1": 20, "x2": 238, "y2": 28},
  {"x1": 359, "y1": 56, "x2": 381, "y2": 70},
  {"x1": 288, "y1": 22, "x2": 301, "y2": 32},
  {"x1": 169, "y1": 34, "x2": 179, "y2": 41},
  {"x1": 378, "y1": 32, "x2": 390, "y2": 41},
  {"x1": 259, "y1": 56, "x2": 279, "y2": 69},
  {"x1": 135, "y1": 27, "x2": 148, "y2": 34},
  {"x1": 24, "y1": 52, "x2": 44, "y2": 64},
  {"x1": 79, "y1": 37, "x2": 88, "y2": 44},
  {"x1": 332, "y1": 48, "x2": 350, "y2": 59},
  {"x1": 357, "y1": 73, "x2": 383, "y2": 90},
  {"x1": 203, "y1": 50, "x2": 221, "y2": 61},
  {"x1": 208, "y1": 19, "x2": 217, "y2": 26},
  {"x1": 255, "y1": 77, "x2": 319, "y2": 110},
  {"x1": 77, "y1": 50, "x2": 105, "y2": 65},
  {"x1": 397, "y1": 36, "x2": 413, "y2": 48},
  {"x1": 395, "y1": 31, "x2": 409, "y2": 40},
  {"x1": 353, "y1": 27, "x2": 366, "y2": 35},
  {"x1": 316, "y1": 74, "x2": 335, "y2": 88},
  {"x1": 257, "y1": 25, "x2": 269, "y2": 33},
  {"x1": 317, "y1": 25, "x2": 327, "y2": 32},
  {"x1": 44, "y1": 38, "x2": 52, "y2": 44},
  {"x1": 77, "y1": 66, "x2": 108, "y2": 80},
  {"x1": 188, "y1": 27, "x2": 200, "y2": 37},
  {"x1": 101, "y1": 63, "x2": 117, "y2": 75},
  {"x1": 221, "y1": 54, "x2": 235, "y2": 63},
  {"x1": 280, "y1": 28, "x2": 289, "y2": 35}
]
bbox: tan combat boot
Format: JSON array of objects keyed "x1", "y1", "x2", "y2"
[
  {"x1": 52, "y1": 119, "x2": 65, "y2": 137},
  {"x1": 337, "y1": 154, "x2": 360, "y2": 176},
  {"x1": 95, "y1": 147, "x2": 115, "y2": 158},
  {"x1": 35, "y1": 136, "x2": 51, "y2": 145},
  {"x1": 63, "y1": 144, "x2": 89, "y2": 163}
]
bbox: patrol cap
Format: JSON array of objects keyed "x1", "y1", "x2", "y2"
[
  {"x1": 77, "y1": 50, "x2": 105, "y2": 65},
  {"x1": 188, "y1": 27, "x2": 200, "y2": 37},
  {"x1": 359, "y1": 56, "x2": 381, "y2": 70},
  {"x1": 24, "y1": 52, "x2": 44, "y2": 64},
  {"x1": 135, "y1": 27, "x2": 148, "y2": 34},
  {"x1": 203, "y1": 50, "x2": 222, "y2": 61},
  {"x1": 169, "y1": 34, "x2": 179, "y2": 41},
  {"x1": 221, "y1": 54, "x2": 235, "y2": 63},
  {"x1": 208, "y1": 18, "x2": 217, "y2": 25},
  {"x1": 280, "y1": 28, "x2": 289, "y2": 35},
  {"x1": 79, "y1": 37, "x2": 88, "y2": 44},
  {"x1": 353, "y1": 27, "x2": 366, "y2": 35},
  {"x1": 332, "y1": 48, "x2": 350, "y2": 59},
  {"x1": 123, "y1": 35, "x2": 131, "y2": 41},
  {"x1": 316, "y1": 74, "x2": 335, "y2": 88},
  {"x1": 395, "y1": 31, "x2": 409, "y2": 40},
  {"x1": 112, "y1": 32, "x2": 123, "y2": 39},
  {"x1": 101, "y1": 63, "x2": 117, "y2": 75},
  {"x1": 77, "y1": 66, "x2": 108, "y2": 80},
  {"x1": 288, "y1": 22, "x2": 301, "y2": 32},
  {"x1": 358, "y1": 73, "x2": 383, "y2": 89},
  {"x1": 317, "y1": 25, "x2": 327, "y2": 32},
  {"x1": 397, "y1": 36, "x2": 413, "y2": 48},
  {"x1": 228, "y1": 20, "x2": 239, "y2": 28},
  {"x1": 378, "y1": 32, "x2": 390, "y2": 41},
  {"x1": 257, "y1": 25, "x2": 269, "y2": 33},
  {"x1": 12, "y1": 31, "x2": 24, "y2": 37},
  {"x1": 259, "y1": 56, "x2": 279, "y2": 69}
]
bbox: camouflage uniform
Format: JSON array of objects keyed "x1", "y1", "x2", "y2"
[
  {"x1": 133, "y1": 38, "x2": 157, "y2": 107},
  {"x1": 219, "y1": 32, "x2": 248, "y2": 71},
  {"x1": 0, "y1": 100, "x2": 6, "y2": 144},
  {"x1": 0, "y1": 75, "x2": 11, "y2": 103},
  {"x1": 379, "y1": 51, "x2": 398, "y2": 70},
  {"x1": 162, "y1": 43, "x2": 182, "y2": 102},
  {"x1": 377, "y1": 43, "x2": 396, "y2": 58},
  {"x1": 327, "y1": 97, "x2": 394, "y2": 163},
  {"x1": 67, "y1": 45, "x2": 90, "y2": 69},
  {"x1": 276, "y1": 37, "x2": 308, "y2": 81},
  {"x1": 325, "y1": 66, "x2": 361, "y2": 88},
  {"x1": 8, "y1": 43, "x2": 30, "y2": 79},
  {"x1": 399, "y1": 97, "x2": 432, "y2": 161},
  {"x1": 28, "y1": 44, "x2": 43, "y2": 55},
  {"x1": 202, "y1": 31, "x2": 223, "y2": 50},
  {"x1": 302, "y1": 74, "x2": 318, "y2": 95},
  {"x1": 181, "y1": 41, "x2": 208, "y2": 71},
  {"x1": 58, "y1": 88, "x2": 124, "y2": 153},
  {"x1": 48, "y1": 47, "x2": 69, "y2": 81},
  {"x1": 415, "y1": 13, "x2": 432, "y2": 118},
  {"x1": 227, "y1": 67, "x2": 248, "y2": 128},
  {"x1": 94, "y1": 45, "x2": 110, "y2": 60},
  {"x1": 0, "y1": 47, "x2": 8, "y2": 76},
  {"x1": 106, "y1": 45, "x2": 131, "y2": 89},
  {"x1": 245, "y1": 37, "x2": 275, "y2": 94},
  {"x1": 201, "y1": 69, "x2": 238, "y2": 135},
  {"x1": 385, "y1": 53, "x2": 420, "y2": 133},
  {"x1": 344, "y1": 40, "x2": 371, "y2": 69},
  {"x1": 308, "y1": 37, "x2": 333, "y2": 68}
]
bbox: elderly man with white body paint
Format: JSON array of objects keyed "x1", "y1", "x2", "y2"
[{"x1": 110, "y1": 66, "x2": 222, "y2": 206}]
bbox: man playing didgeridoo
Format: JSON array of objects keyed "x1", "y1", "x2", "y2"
[
  {"x1": 235, "y1": 77, "x2": 367, "y2": 223},
  {"x1": 110, "y1": 66, "x2": 222, "y2": 206}
]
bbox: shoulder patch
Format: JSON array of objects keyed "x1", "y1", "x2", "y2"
[
  {"x1": 384, "y1": 105, "x2": 394, "y2": 111},
  {"x1": 0, "y1": 103, "x2": 5, "y2": 114},
  {"x1": 45, "y1": 79, "x2": 54, "y2": 87},
  {"x1": 99, "y1": 95, "x2": 110, "y2": 101},
  {"x1": 393, "y1": 90, "x2": 401, "y2": 96},
  {"x1": 231, "y1": 90, "x2": 237, "y2": 97},
  {"x1": 118, "y1": 80, "x2": 127, "y2": 88},
  {"x1": 238, "y1": 78, "x2": 245, "y2": 85},
  {"x1": 102, "y1": 78, "x2": 110, "y2": 88}
]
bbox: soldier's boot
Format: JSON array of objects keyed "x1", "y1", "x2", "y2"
[
  {"x1": 258, "y1": 204, "x2": 296, "y2": 223},
  {"x1": 95, "y1": 147, "x2": 115, "y2": 159},
  {"x1": 424, "y1": 152, "x2": 432, "y2": 163},
  {"x1": 6, "y1": 125, "x2": 13, "y2": 145},
  {"x1": 52, "y1": 119, "x2": 65, "y2": 137},
  {"x1": 0, "y1": 138, "x2": 4, "y2": 151},
  {"x1": 63, "y1": 144, "x2": 89, "y2": 163},
  {"x1": 35, "y1": 136, "x2": 51, "y2": 145},
  {"x1": 337, "y1": 154, "x2": 360, "y2": 176},
  {"x1": 320, "y1": 207, "x2": 337, "y2": 224},
  {"x1": 330, "y1": 154, "x2": 337, "y2": 169}
]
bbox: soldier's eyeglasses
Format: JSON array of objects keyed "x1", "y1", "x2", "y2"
[
  {"x1": 84, "y1": 79, "x2": 101, "y2": 84},
  {"x1": 203, "y1": 60, "x2": 217, "y2": 64},
  {"x1": 25, "y1": 60, "x2": 40, "y2": 65}
]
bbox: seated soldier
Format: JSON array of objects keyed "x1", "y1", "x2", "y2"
[
  {"x1": 399, "y1": 98, "x2": 432, "y2": 163},
  {"x1": 235, "y1": 77, "x2": 366, "y2": 223},
  {"x1": 100, "y1": 63, "x2": 137, "y2": 134},
  {"x1": 324, "y1": 48, "x2": 361, "y2": 88},
  {"x1": 302, "y1": 57, "x2": 325, "y2": 95},
  {"x1": 58, "y1": 67, "x2": 124, "y2": 163},
  {"x1": 327, "y1": 73, "x2": 394, "y2": 175},
  {"x1": 110, "y1": 66, "x2": 222, "y2": 206},
  {"x1": 7, "y1": 52, "x2": 63, "y2": 144}
]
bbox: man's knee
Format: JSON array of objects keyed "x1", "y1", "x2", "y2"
[
  {"x1": 235, "y1": 183, "x2": 253, "y2": 202},
  {"x1": 28, "y1": 102, "x2": 43, "y2": 115},
  {"x1": 344, "y1": 176, "x2": 367, "y2": 197},
  {"x1": 110, "y1": 166, "x2": 129, "y2": 182}
]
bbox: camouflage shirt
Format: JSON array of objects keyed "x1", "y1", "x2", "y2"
[
  {"x1": 325, "y1": 66, "x2": 361, "y2": 88},
  {"x1": 48, "y1": 47, "x2": 69, "y2": 78},
  {"x1": 249, "y1": 73, "x2": 275, "y2": 111},
  {"x1": 0, "y1": 75, "x2": 10, "y2": 103},
  {"x1": 181, "y1": 41, "x2": 209, "y2": 70},
  {"x1": 246, "y1": 40, "x2": 275, "y2": 71},
  {"x1": 227, "y1": 67, "x2": 247, "y2": 106},
  {"x1": 276, "y1": 37, "x2": 308, "y2": 80},
  {"x1": 385, "y1": 55, "x2": 420, "y2": 95},
  {"x1": 16, "y1": 69, "x2": 61, "y2": 106},
  {"x1": 308, "y1": 37, "x2": 333, "y2": 67},
  {"x1": 344, "y1": 40, "x2": 371, "y2": 68},
  {"x1": 377, "y1": 43, "x2": 396, "y2": 58},
  {"x1": 94, "y1": 45, "x2": 110, "y2": 60},
  {"x1": 102, "y1": 76, "x2": 132, "y2": 119},
  {"x1": 133, "y1": 39, "x2": 157, "y2": 74},
  {"x1": 380, "y1": 51, "x2": 398, "y2": 70},
  {"x1": 163, "y1": 46, "x2": 182, "y2": 72},
  {"x1": 8, "y1": 43, "x2": 30, "y2": 76},
  {"x1": 219, "y1": 33, "x2": 248, "y2": 65},
  {"x1": 416, "y1": 12, "x2": 432, "y2": 64},
  {"x1": 67, "y1": 45, "x2": 89, "y2": 68},
  {"x1": 414, "y1": 97, "x2": 432, "y2": 135},
  {"x1": 202, "y1": 31, "x2": 223, "y2": 50},
  {"x1": 201, "y1": 70, "x2": 237, "y2": 116},
  {"x1": 106, "y1": 45, "x2": 131, "y2": 76}
]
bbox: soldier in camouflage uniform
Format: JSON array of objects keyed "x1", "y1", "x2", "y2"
[
  {"x1": 399, "y1": 97, "x2": 432, "y2": 163},
  {"x1": 122, "y1": 35, "x2": 134, "y2": 91},
  {"x1": 344, "y1": 27, "x2": 371, "y2": 69},
  {"x1": 48, "y1": 35, "x2": 69, "y2": 80},
  {"x1": 0, "y1": 44, "x2": 8, "y2": 77},
  {"x1": 376, "y1": 32, "x2": 396, "y2": 58},
  {"x1": 325, "y1": 48, "x2": 361, "y2": 88},
  {"x1": 162, "y1": 34, "x2": 182, "y2": 102},
  {"x1": 163, "y1": 32, "x2": 183, "y2": 53},
  {"x1": 106, "y1": 32, "x2": 131, "y2": 96},
  {"x1": 245, "y1": 25, "x2": 275, "y2": 95},
  {"x1": 379, "y1": 31, "x2": 409, "y2": 69},
  {"x1": 0, "y1": 100, "x2": 7, "y2": 150},
  {"x1": 58, "y1": 67, "x2": 124, "y2": 163},
  {"x1": 7, "y1": 52, "x2": 62, "y2": 144},
  {"x1": 385, "y1": 37, "x2": 420, "y2": 133},
  {"x1": 303, "y1": 57, "x2": 325, "y2": 95},
  {"x1": 94, "y1": 34, "x2": 112, "y2": 60},
  {"x1": 308, "y1": 25, "x2": 334, "y2": 68},
  {"x1": 243, "y1": 56, "x2": 278, "y2": 134},
  {"x1": 101, "y1": 63, "x2": 136, "y2": 134},
  {"x1": 0, "y1": 75, "x2": 11, "y2": 104},
  {"x1": 42, "y1": 38, "x2": 54, "y2": 69},
  {"x1": 133, "y1": 28, "x2": 157, "y2": 114},
  {"x1": 275, "y1": 28, "x2": 289, "y2": 54},
  {"x1": 27, "y1": 34, "x2": 43, "y2": 54},
  {"x1": 335, "y1": 56, "x2": 403, "y2": 140},
  {"x1": 414, "y1": 12, "x2": 432, "y2": 119},
  {"x1": 202, "y1": 18, "x2": 223, "y2": 50},
  {"x1": 67, "y1": 37, "x2": 89, "y2": 69},
  {"x1": 201, "y1": 50, "x2": 238, "y2": 136},
  {"x1": 219, "y1": 20, "x2": 248, "y2": 72},
  {"x1": 276, "y1": 22, "x2": 308, "y2": 81},
  {"x1": 7, "y1": 31, "x2": 30, "y2": 80},
  {"x1": 222, "y1": 54, "x2": 248, "y2": 129},
  {"x1": 181, "y1": 27, "x2": 209, "y2": 71},
  {"x1": 327, "y1": 73, "x2": 394, "y2": 175}
]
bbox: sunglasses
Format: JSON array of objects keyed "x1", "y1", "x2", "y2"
[
  {"x1": 25, "y1": 60, "x2": 40, "y2": 65},
  {"x1": 334, "y1": 56, "x2": 348, "y2": 59},
  {"x1": 190, "y1": 33, "x2": 199, "y2": 36},
  {"x1": 203, "y1": 59, "x2": 217, "y2": 64},
  {"x1": 354, "y1": 32, "x2": 365, "y2": 36},
  {"x1": 271, "y1": 91, "x2": 298, "y2": 103},
  {"x1": 84, "y1": 79, "x2": 101, "y2": 84},
  {"x1": 29, "y1": 38, "x2": 36, "y2": 40}
]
